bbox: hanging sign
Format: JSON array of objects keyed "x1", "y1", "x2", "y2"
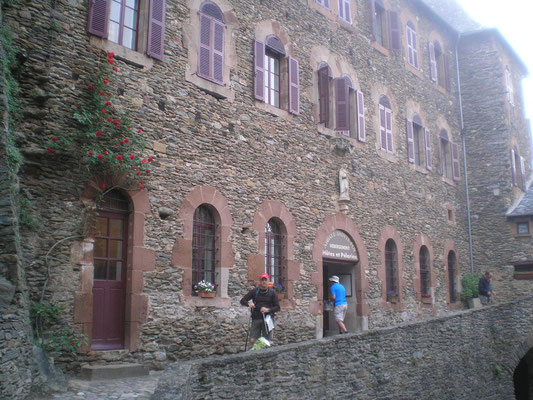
[{"x1": 322, "y1": 230, "x2": 358, "y2": 261}]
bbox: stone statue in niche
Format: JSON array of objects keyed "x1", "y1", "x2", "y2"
[{"x1": 338, "y1": 168, "x2": 350, "y2": 201}]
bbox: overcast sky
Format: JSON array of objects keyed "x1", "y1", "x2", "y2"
[{"x1": 457, "y1": 0, "x2": 533, "y2": 125}]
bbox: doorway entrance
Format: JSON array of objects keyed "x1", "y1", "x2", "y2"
[
  {"x1": 92, "y1": 191, "x2": 129, "y2": 350},
  {"x1": 323, "y1": 260, "x2": 356, "y2": 336},
  {"x1": 514, "y1": 348, "x2": 533, "y2": 399}
]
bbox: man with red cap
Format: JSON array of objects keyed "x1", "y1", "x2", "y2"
[{"x1": 240, "y1": 272, "x2": 280, "y2": 346}]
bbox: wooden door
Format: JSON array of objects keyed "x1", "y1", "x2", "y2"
[{"x1": 92, "y1": 212, "x2": 128, "y2": 350}]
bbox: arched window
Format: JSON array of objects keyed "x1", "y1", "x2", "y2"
[
  {"x1": 419, "y1": 246, "x2": 430, "y2": 297},
  {"x1": 385, "y1": 239, "x2": 398, "y2": 301},
  {"x1": 379, "y1": 95, "x2": 393, "y2": 153},
  {"x1": 265, "y1": 218, "x2": 283, "y2": 285},
  {"x1": 429, "y1": 40, "x2": 450, "y2": 90},
  {"x1": 448, "y1": 250, "x2": 457, "y2": 303},
  {"x1": 192, "y1": 205, "x2": 216, "y2": 293},
  {"x1": 440, "y1": 129, "x2": 459, "y2": 180},
  {"x1": 406, "y1": 113, "x2": 431, "y2": 169},
  {"x1": 198, "y1": 1, "x2": 225, "y2": 84},
  {"x1": 406, "y1": 21, "x2": 418, "y2": 69}
]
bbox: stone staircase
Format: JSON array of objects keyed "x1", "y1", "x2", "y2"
[{"x1": 80, "y1": 363, "x2": 150, "y2": 380}]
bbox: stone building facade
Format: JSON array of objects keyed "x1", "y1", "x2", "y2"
[{"x1": 0, "y1": 0, "x2": 531, "y2": 395}]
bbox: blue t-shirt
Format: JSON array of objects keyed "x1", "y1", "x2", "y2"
[{"x1": 331, "y1": 282, "x2": 347, "y2": 306}]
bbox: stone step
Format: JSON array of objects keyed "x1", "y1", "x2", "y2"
[{"x1": 80, "y1": 363, "x2": 149, "y2": 381}]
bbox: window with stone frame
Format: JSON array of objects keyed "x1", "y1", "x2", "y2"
[
  {"x1": 265, "y1": 218, "x2": 285, "y2": 287},
  {"x1": 317, "y1": 65, "x2": 366, "y2": 141},
  {"x1": 197, "y1": 1, "x2": 225, "y2": 85},
  {"x1": 419, "y1": 246, "x2": 430, "y2": 298},
  {"x1": 447, "y1": 250, "x2": 458, "y2": 303},
  {"x1": 87, "y1": 0, "x2": 166, "y2": 60},
  {"x1": 406, "y1": 21, "x2": 418, "y2": 69},
  {"x1": 510, "y1": 147, "x2": 526, "y2": 191},
  {"x1": 371, "y1": 0, "x2": 400, "y2": 51},
  {"x1": 315, "y1": 0, "x2": 330, "y2": 8},
  {"x1": 192, "y1": 205, "x2": 218, "y2": 295},
  {"x1": 429, "y1": 40, "x2": 450, "y2": 91},
  {"x1": 439, "y1": 129, "x2": 460, "y2": 181},
  {"x1": 385, "y1": 239, "x2": 399, "y2": 302},
  {"x1": 338, "y1": 0, "x2": 351, "y2": 24},
  {"x1": 406, "y1": 114, "x2": 431, "y2": 170},
  {"x1": 254, "y1": 36, "x2": 299, "y2": 115},
  {"x1": 379, "y1": 95, "x2": 393, "y2": 153},
  {"x1": 505, "y1": 66, "x2": 514, "y2": 106},
  {"x1": 517, "y1": 221, "x2": 530, "y2": 235}
]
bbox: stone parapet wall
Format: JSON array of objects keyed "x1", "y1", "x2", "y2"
[{"x1": 155, "y1": 295, "x2": 533, "y2": 400}]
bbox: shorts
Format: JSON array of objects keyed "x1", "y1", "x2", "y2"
[
  {"x1": 251, "y1": 318, "x2": 273, "y2": 341},
  {"x1": 334, "y1": 304, "x2": 347, "y2": 322}
]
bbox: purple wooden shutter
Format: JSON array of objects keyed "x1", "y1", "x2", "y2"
[
  {"x1": 385, "y1": 108, "x2": 393, "y2": 152},
  {"x1": 444, "y1": 54, "x2": 451, "y2": 92},
  {"x1": 429, "y1": 42, "x2": 437, "y2": 82},
  {"x1": 511, "y1": 149, "x2": 517, "y2": 186},
  {"x1": 370, "y1": 0, "x2": 377, "y2": 41},
  {"x1": 335, "y1": 78, "x2": 349, "y2": 131},
  {"x1": 325, "y1": 0, "x2": 330, "y2": 8},
  {"x1": 318, "y1": 67, "x2": 330, "y2": 126},
  {"x1": 520, "y1": 156, "x2": 527, "y2": 191},
  {"x1": 198, "y1": 15, "x2": 212, "y2": 79},
  {"x1": 452, "y1": 142, "x2": 460, "y2": 181},
  {"x1": 213, "y1": 20, "x2": 225, "y2": 84},
  {"x1": 338, "y1": 0, "x2": 344, "y2": 20},
  {"x1": 412, "y1": 30, "x2": 418, "y2": 69},
  {"x1": 87, "y1": 0, "x2": 109, "y2": 38},
  {"x1": 343, "y1": 0, "x2": 351, "y2": 23},
  {"x1": 356, "y1": 91, "x2": 366, "y2": 142},
  {"x1": 407, "y1": 26, "x2": 414, "y2": 66},
  {"x1": 424, "y1": 128, "x2": 432, "y2": 171},
  {"x1": 288, "y1": 56, "x2": 300, "y2": 115},
  {"x1": 379, "y1": 105, "x2": 387, "y2": 150},
  {"x1": 388, "y1": 11, "x2": 400, "y2": 51},
  {"x1": 147, "y1": 0, "x2": 166, "y2": 60},
  {"x1": 254, "y1": 40, "x2": 265, "y2": 101},
  {"x1": 406, "y1": 119, "x2": 414, "y2": 163}
]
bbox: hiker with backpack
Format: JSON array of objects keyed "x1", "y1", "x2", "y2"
[{"x1": 240, "y1": 273, "x2": 280, "y2": 347}]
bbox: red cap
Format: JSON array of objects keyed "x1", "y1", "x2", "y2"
[{"x1": 259, "y1": 273, "x2": 270, "y2": 280}]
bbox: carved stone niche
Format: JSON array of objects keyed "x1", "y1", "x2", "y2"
[{"x1": 334, "y1": 137, "x2": 351, "y2": 155}]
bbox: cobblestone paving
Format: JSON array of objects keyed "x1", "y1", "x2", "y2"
[{"x1": 37, "y1": 371, "x2": 162, "y2": 400}]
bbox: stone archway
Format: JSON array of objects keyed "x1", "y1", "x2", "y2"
[{"x1": 514, "y1": 347, "x2": 533, "y2": 399}]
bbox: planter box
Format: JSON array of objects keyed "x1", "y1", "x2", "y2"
[
  {"x1": 467, "y1": 297, "x2": 481, "y2": 309},
  {"x1": 198, "y1": 292, "x2": 215, "y2": 298}
]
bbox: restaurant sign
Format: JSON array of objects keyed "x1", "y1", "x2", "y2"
[{"x1": 322, "y1": 230, "x2": 358, "y2": 261}]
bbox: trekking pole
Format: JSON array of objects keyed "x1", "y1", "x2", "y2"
[{"x1": 244, "y1": 307, "x2": 253, "y2": 351}]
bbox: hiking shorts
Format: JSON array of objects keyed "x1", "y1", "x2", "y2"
[
  {"x1": 251, "y1": 318, "x2": 273, "y2": 341},
  {"x1": 334, "y1": 304, "x2": 347, "y2": 322}
]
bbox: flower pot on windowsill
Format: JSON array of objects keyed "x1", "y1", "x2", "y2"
[
  {"x1": 421, "y1": 295, "x2": 432, "y2": 304},
  {"x1": 277, "y1": 293, "x2": 285, "y2": 300},
  {"x1": 198, "y1": 291, "x2": 216, "y2": 298},
  {"x1": 387, "y1": 296, "x2": 399, "y2": 304}
]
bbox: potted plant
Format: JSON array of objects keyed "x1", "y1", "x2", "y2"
[
  {"x1": 194, "y1": 280, "x2": 216, "y2": 298},
  {"x1": 461, "y1": 273, "x2": 480, "y2": 308},
  {"x1": 273, "y1": 283, "x2": 285, "y2": 300},
  {"x1": 387, "y1": 290, "x2": 398, "y2": 303},
  {"x1": 421, "y1": 292, "x2": 432, "y2": 304}
]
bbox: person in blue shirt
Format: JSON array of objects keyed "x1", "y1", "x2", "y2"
[{"x1": 329, "y1": 275, "x2": 348, "y2": 334}]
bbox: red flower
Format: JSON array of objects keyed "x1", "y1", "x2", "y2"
[
  {"x1": 100, "y1": 91, "x2": 104, "y2": 96},
  {"x1": 103, "y1": 78, "x2": 109, "y2": 84},
  {"x1": 145, "y1": 169, "x2": 151, "y2": 174},
  {"x1": 141, "y1": 159, "x2": 145, "y2": 164},
  {"x1": 100, "y1": 183, "x2": 106, "y2": 190},
  {"x1": 147, "y1": 157, "x2": 153, "y2": 163},
  {"x1": 88, "y1": 150, "x2": 94, "y2": 156},
  {"x1": 115, "y1": 124, "x2": 120, "y2": 129},
  {"x1": 46, "y1": 146, "x2": 54, "y2": 154},
  {"x1": 114, "y1": 67, "x2": 119, "y2": 72},
  {"x1": 101, "y1": 109, "x2": 106, "y2": 114},
  {"x1": 118, "y1": 163, "x2": 122, "y2": 167},
  {"x1": 69, "y1": 340, "x2": 75, "y2": 345},
  {"x1": 52, "y1": 137, "x2": 58, "y2": 142},
  {"x1": 139, "y1": 179, "x2": 143, "y2": 183},
  {"x1": 137, "y1": 128, "x2": 142, "y2": 133},
  {"x1": 113, "y1": 118, "x2": 120, "y2": 124},
  {"x1": 134, "y1": 166, "x2": 138, "y2": 170},
  {"x1": 120, "y1": 140, "x2": 124, "y2": 145},
  {"x1": 104, "y1": 151, "x2": 108, "y2": 155},
  {"x1": 87, "y1": 84, "x2": 93, "y2": 90},
  {"x1": 136, "y1": 171, "x2": 141, "y2": 175},
  {"x1": 97, "y1": 154, "x2": 103, "y2": 159},
  {"x1": 105, "y1": 101, "x2": 111, "y2": 106},
  {"x1": 139, "y1": 184, "x2": 145, "y2": 190},
  {"x1": 108, "y1": 52, "x2": 115, "y2": 58},
  {"x1": 124, "y1": 138, "x2": 129, "y2": 143},
  {"x1": 108, "y1": 58, "x2": 114, "y2": 65},
  {"x1": 116, "y1": 155, "x2": 123, "y2": 161},
  {"x1": 96, "y1": 130, "x2": 102, "y2": 137},
  {"x1": 76, "y1": 104, "x2": 81, "y2": 109},
  {"x1": 129, "y1": 154, "x2": 135, "y2": 160},
  {"x1": 107, "y1": 117, "x2": 112, "y2": 122}
]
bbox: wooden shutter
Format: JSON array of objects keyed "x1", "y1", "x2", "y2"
[
  {"x1": 407, "y1": 27, "x2": 414, "y2": 66},
  {"x1": 338, "y1": 0, "x2": 344, "y2": 20},
  {"x1": 343, "y1": 0, "x2": 351, "y2": 23},
  {"x1": 87, "y1": 0, "x2": 109, "y2": 38},
  {"x1": 429, "y1": 42, "x2": 437, "y2": 82},
  {"x1": 370, "y1": 0, "x2": 377, "y2": 41},
  {"x1": 511, "y1": 149, "x2": 517, "y2": 186},
  {"x1": 385, "y1": 108, "x2": 393, "y2": 152},
  {"x1": 213, "y1": 20, "x2": 225, "y2": 84},
  {"x1": 520, "y1": 156, "x2": 527, "y2": 191},
  {"x1": 452, "y1": 142, "x2": 460, "y2": 181},
  {"x1": 335, "y1": 78, "x2": 349, "y2": 131},
  {"x1": 388, "y1": 11, "x2": 400, "y2": 51},
  {"x1": 147, "y1": 0, "x2": 166, "y2": 60},
  {"x1": 288, "y1": 56, "x2": 300, "y2": 115},
  {"x1": 356, "y1": 91, "x2": 366, "y2": 142},
  {"x1": 406, "y1": 119, "x2": 414, "y2": 163},
  {"x1": 254, "y1": 40, "x2": 265, "y2": 101},
  {"x1": 318, "y1": 67, "x2": 330, "y2": 126},
  {"x1": 424, "y1": 128, "x2": 432, "y2": 171},
  {"x1": 379, "y1": 105, "x2": 387, "y2": 150},
  {"x1": 444, "y1": 54, "x2": 451, "y2": 92},
  {"x1": 198, "y1": 15, "x2": 212, "y2": 79}
]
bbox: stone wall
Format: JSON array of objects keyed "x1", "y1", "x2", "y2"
[
  {"x1": 154, "y1": 295, "x2": 533, "y2": 400},
  {"x1": 0, "y1": 0, "x2": 491, "y2": 370}
]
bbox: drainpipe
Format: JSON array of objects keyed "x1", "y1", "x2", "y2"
[{"x1": 455, "y1": 34, "x2": 475, "y2": 274}]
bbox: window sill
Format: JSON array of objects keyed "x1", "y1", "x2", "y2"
[
  {"x1": 405, "y1": 62, "x2": 423, "y2": 79},
  {"x1": 185, "y1": 70, "x2": 234, "y2": 101},
  {"x1": 90, "y1": 37, "x2": 154, "y2": 70},
  {"x1": 377, "y1": 148, "x2": 398, "y2": 163},
  {"x1": 421, "y1": 296, "x2": 432, "y2": 304},
  {"x1": 337, "y1": 19, "x2": 355, "y2": 33},
  {"x1": 186, "y1": 296, "x2": 232, "y2": 308},
  {"x1": 441, "y1": 176, "x2": 456, "y2": 187},
  {"x1": 372, "y1": 42, "x2": 390, "y2": 57},
  {"x1": 409, "y1": 163, "x2": 430, "y2": 175},
  {"x1": 433, "y1": 83, "x2": 447, "y2": 95},
  {"x1": 514, "y1": 272, "x2": 533, "y2": 280},
  {"x1": 255, "y1": 101, "x2": 292, "y2": 119},
  {"x1": 514, "y1": 233, "x2": 532, "y2": 238}
]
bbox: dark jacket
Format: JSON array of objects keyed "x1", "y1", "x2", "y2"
[
  {"x1": 478, "y1": 275, "x2": 492, "y2": 297},
  {"x1": 240, "y1": 287, "x2": 280, "y2": 320}
]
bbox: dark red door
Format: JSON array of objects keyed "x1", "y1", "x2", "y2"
[{"x1": 92, "y1": 212, "x2": 128, "y2": 350}]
